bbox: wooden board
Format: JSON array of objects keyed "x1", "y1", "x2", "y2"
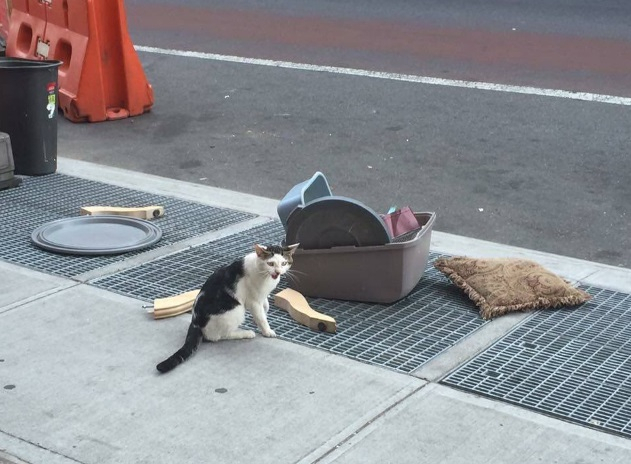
[
  {"x1": 274, "y1": 288, "x2": 336, "y2": 333},
  {"x1": 80, "y1": 205, "x2": 165, "y2": 220},
  {"x1": 148, "y1": 289, "x2": 200, "y2": 319}
]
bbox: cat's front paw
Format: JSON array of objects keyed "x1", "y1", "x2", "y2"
[{"x1": 261, "y1": 329, "x2": 277, "y2": 338}]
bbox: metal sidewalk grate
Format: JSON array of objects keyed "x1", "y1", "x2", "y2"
[
  {"x1": 91, "y1": 220, "x2": 284, "y2": 299},
  {"x1": 442, "y1": 286, "x2": 631, "y2": 438},
  {"x1": 92, "y1": 221, "x2": 488, "y2": 373},
  {"x1": 0, "y1": 173, "x2": 255, "y2": 277}
]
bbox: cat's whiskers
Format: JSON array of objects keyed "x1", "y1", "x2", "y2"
[
  {"x1": 286, "y1": 268, "x2": 307, "y2": 277},
  {"x1": 285, "y1": 269, "x2": 303, "y2": 285}
]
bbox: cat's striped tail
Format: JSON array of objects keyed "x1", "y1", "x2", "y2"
[{"x1": 156, "y1": 323, "x2": 203, "y2": 373}]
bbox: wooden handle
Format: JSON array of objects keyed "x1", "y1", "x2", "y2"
[
  {"x1": 80, "y1": 205, "x2": 165, "y2": 219},
  {"x1": 274, "y1": 288, "x2": 336, "y2": 333},
  {"x1": 150, "y1": 289, "x2": 200, "y2": 319}
]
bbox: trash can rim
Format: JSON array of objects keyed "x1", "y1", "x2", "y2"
[{"x1": 0, "y1": 57, "x2": 62, "y2": 69}]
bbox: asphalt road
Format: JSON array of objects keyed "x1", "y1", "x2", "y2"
[
  {"x1": 123, "y1": 0, "x2": 631, "y2": 97},
  {"x1": 58, "y1": 0, "x2": 631, "y2": 268}
]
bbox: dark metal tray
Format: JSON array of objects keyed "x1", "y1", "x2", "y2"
[{"x1": 31, "y1": 215, "x2": 162, "y2": 255}]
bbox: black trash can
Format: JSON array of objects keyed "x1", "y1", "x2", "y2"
[{"x1": 0, "y1": 57, "x2": 62, "y2": 175}]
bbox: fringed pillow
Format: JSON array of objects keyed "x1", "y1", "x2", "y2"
[{"x1": 434, "y1": 256, "x2": 592, "y2": 320}]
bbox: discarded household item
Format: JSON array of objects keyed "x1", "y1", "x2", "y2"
[
  {"x1": 0, "y1": 132, "x2": 21, "y2": 190},
  {"x1": 288, "y1": 212, "x2": 436, "y2": 304},
  {"x1": 80, "y1": 205, "x2": 165, "y2": 220},
  {"x1": 286, "y1": 196, "x2": 391, "y2": 250},
  {"x1": 381, "y1": 206, "x2": 420, "y2": 238},
  {"x1": 274, "y1": 288, "x2": 336, "y2": 333},
  {"x1": 145, "y1": 289, "x2": 201, "y2": 320},
  {"x1": 31, "y1": 215, "x2": 162, "y2": 255},
  {"x1": 7, "y1": 0, "x2": 154, "y2": 122},
  {"x1": 0, "y1": 57, "x2": 61, "y2": 175},
  {"x1": 277, "y1": 171, "x2": 332, "y2": 231}
]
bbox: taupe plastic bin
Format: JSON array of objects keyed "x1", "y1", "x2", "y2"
[{"x1": 289, "y1": 212, "x2": 436, "y2": 304}]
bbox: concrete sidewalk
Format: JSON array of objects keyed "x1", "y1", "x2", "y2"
[{"x1": 1, "y1": 159, "x2": 631, "y2": 464}]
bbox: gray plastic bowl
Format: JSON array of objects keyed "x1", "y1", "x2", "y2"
[{"x1": 277, "y1": 171, "x2": 332, "y2": 231}]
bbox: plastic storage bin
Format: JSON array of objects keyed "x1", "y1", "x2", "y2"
[
  {"x1": 0, "y1": 58, "x2": 62, "y2": 175},
  {"x1": 288, "y1": 212, "x2": 436, "y2": 304}
]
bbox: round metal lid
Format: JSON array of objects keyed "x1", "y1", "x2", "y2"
[
  {"x1": 285, "y1": 196, "x2": 391, "y2": 250},
  {"x1": 31, "y1": 215, "x2": 162, "y2": 255}
]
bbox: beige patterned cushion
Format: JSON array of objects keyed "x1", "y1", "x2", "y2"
[{"x1": 434, "y1": 256, "x2": 592, "y2": 320}]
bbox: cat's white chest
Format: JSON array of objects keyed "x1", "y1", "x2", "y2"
[{"x1": 236, "y1": 278, "x2": 273, "y2": 308}]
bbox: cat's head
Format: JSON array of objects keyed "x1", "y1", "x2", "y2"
[{"x1": 254, "y1": 243, "x2": 299, "y2": 280}]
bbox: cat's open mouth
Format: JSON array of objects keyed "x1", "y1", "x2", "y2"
[{"x1": 271, "y1": 272, "x2": 280, "y2": 280}]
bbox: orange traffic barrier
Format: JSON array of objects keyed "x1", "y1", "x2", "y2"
[
  {"x1": 0, "y1": 0, "x2": 10, "y2": 41},
  {"x1": 6, "y1": 0, "x2": 153, "y2": 122}
]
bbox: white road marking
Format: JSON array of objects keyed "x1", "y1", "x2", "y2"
[{"x1": 135, "y1": 45, "x2": 631, "y2": 106}]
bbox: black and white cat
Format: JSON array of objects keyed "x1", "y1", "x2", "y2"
[{"x1": 156, "y1": 243, "x2": 299, "y2": 373}]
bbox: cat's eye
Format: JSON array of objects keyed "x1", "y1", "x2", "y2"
[
  {"x1": 282, "y1": 261, "x2": 288, "y2": 266},
  {"x1": 267, "y1": 262, "x2": 274, "y2": 267}
]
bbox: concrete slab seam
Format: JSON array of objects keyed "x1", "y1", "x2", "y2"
[
  {"x1": 311, "y1": 382, "x2": 440, "y2": 464},
  {"x1": 296, "y1": 381, "x2": 427, "y2": 464},
  {"x1": 0, "y1": 282, "x2": 81, "y2": 316},
  {"x1": 0, "y1": 430, "x2": 84, "y2": 464},
  {"x1": 411, "y1": 311, "x2": 533, "y2": 382},
  {"x1": 433, "y1": 385, "x2": 631, "y2": 448}
]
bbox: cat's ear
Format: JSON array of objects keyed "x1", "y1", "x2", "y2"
[
  {"x1": 284, "y1": 243, "x2": 300, "y2": 255},
  {"x1": 254, "y1": 244, "x2": 268, "y2": 258}
]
